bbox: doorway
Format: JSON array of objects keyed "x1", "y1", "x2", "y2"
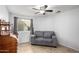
[{"x1": 17, "y1": 18, "x2": 31, "y2": 43}]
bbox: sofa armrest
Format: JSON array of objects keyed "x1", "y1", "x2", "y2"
[
  {"x1": 31, "y1": 35, "x2": 36, "y2": 40},
  {"x1": 52, "y1": 36, "x2": 56, "y2": 39},
  {"x1": 52, "y1": 35, "x2": 58, "y2": 46},
  {"x1": 30, "y1": 35, "x2": 36, "y2": 44},
  {"x1": 31, "y1": 35, "x2": 36, "y2": 37}
]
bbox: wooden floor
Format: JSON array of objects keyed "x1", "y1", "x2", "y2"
[{"x1": 17, "y1": 43, "x2": 77, "y2": 53}]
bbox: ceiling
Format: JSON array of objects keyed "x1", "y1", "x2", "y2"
[{"x1": 7, "y1": 5, "x2": 79, "y2": 16}]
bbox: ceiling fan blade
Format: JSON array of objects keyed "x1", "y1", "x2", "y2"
[
  {"x1": 35, "y1": 12, "x2": 40, "y2": 14},
  {"x1": 45, "y1": 10, "x2": 53, "y2": 12},
  {"x1": 32, "y1": 8, "x2": 39, "y2": 10},
  {"x1": 44, "y1": 5, "x2": 48, "y2": 9}
]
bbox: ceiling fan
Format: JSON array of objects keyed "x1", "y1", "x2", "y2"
[{"x1": 32, "y1": 5, "x2": 53, "y2": 15}]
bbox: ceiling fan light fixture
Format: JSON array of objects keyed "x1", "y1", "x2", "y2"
[{"x1": 40, "y1": 10, "x2": 45, "y2": 13}]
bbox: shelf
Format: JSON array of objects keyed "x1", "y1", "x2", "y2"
[
  {"x1": 0, "y1": 24, "x2": 10, "y2": 26},
  {"x1": 0, "y1": 20, "x2": 10, "y2": 36}
]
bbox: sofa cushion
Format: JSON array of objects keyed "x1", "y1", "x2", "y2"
[
  {"x1": 43, "y1": 31, "x2": 53, "y2": 38},
  {"x1": 35, "y1": 31, "x2": 43, "y2": 37},
  {"x1": 36, "y1": 38, "x2": 52, "y2": 42},
  {"x1": 52, "y1": 36, "x2": 56, "y2": 39},
  {"x1": 43, "y1": 38, "x2": 52, "y2": 42},
  {"x1": 36, "y1": 37, "x2": 44, "y2": 41}
]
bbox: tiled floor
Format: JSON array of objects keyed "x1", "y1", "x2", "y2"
[{"x1": 17, "y1": 43, "x2": 77, "y2": 53}]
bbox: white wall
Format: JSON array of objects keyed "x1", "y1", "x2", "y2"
[
  {"x1": 33, "y1": 15, "x2": 55, "y2": 31},
  {"x1": 0, "y1": 5, "x2": 9, "y2": 21},
  {"x1": 54, "y1": 8, "x2": 79, "y2": 51}
]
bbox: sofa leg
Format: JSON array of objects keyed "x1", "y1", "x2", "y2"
[
  {"x1": 53, "y1": 46, "x2": 57, "y2": 48},
  {"x1": 31, "y1": 43, "x2": 35, "y2": 45}
]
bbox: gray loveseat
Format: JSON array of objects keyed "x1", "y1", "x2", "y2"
[{"x1": 30, "y1": 31, "x2": 58, "y2": 47}]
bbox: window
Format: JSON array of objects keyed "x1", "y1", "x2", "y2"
[{"x1": 17, "y1": 18, "x2": 31, "y2": 31}]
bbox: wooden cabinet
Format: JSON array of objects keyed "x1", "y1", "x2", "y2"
[
  {"x1": 0, "y1": 20, "x2": 17, "y2": 53},
  {"x1": 0, "y1": 35, "x2": 17, "y2": 53}
]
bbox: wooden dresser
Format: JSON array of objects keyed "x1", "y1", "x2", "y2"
[
  {"x1": 0, "y1": 35, "x2": 17, "y2": 53},
  {"x1": 0, "y1": 20, "x2": 17, "y2": 53}
]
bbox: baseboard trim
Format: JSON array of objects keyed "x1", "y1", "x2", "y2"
[
  {"x1": 18, "y1": 42, "x2": 31, "y2": 45},
  {"x1": 59, "y1": 43, "x2": 79, "y2": 52}
]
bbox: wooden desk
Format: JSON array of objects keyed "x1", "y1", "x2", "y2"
[{"x1": 0, "y1": 35, "x2": 17, "y2": 53}]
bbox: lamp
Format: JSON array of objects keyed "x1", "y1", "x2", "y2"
[{"x1": 2, "y1": 27, "x2": 5, "y2": 30}]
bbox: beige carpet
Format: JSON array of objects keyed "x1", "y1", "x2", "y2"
[{"x1": 17, "y1": 43, "x2": 77, "y2": 53}]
